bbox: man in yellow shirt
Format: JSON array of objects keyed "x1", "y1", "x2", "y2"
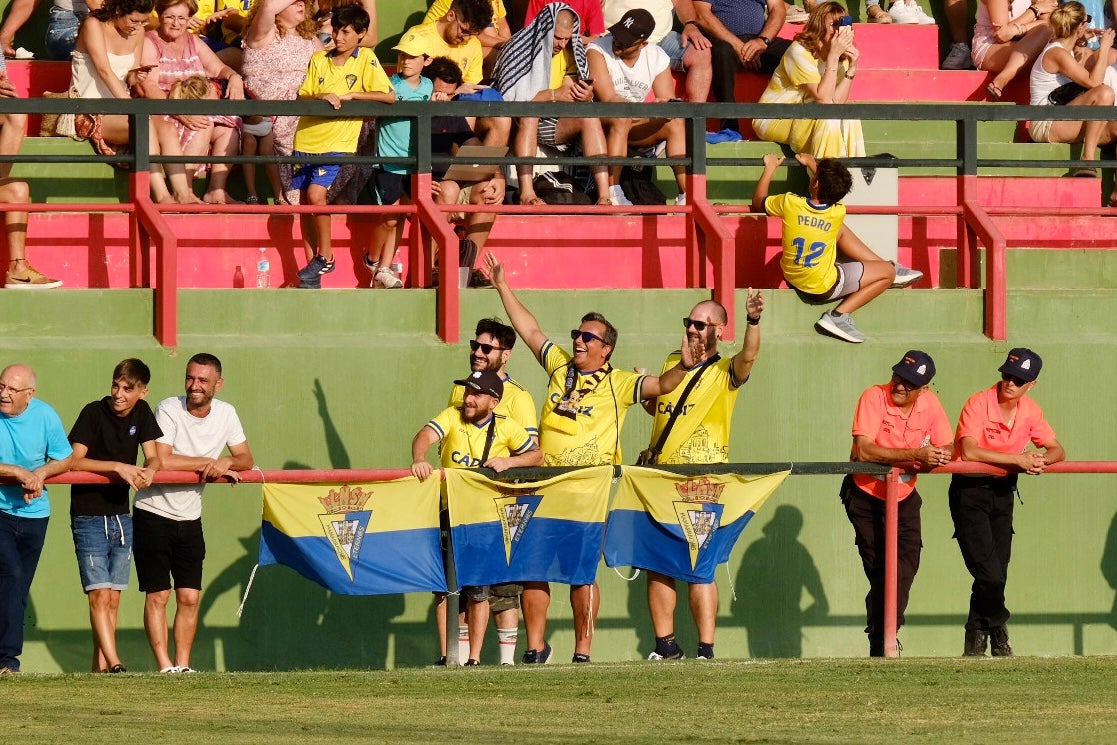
[
  {"x1": 485, "y1": 253, "x2": 694, "y2": 664},
  {"x1": 640, "y1": 293, "x2": 762, "y2": 661},
  {"x1": 412, "y1": 368, "x2": 542, "y2": 665}
]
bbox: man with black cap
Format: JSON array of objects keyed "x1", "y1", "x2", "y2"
[
  {"x1": 951, "y1": 347, "x2": 1064, "y2": 658},
  {"x1": 412, "y1": 369, "x2": 542, "y2": 665},
  {"x1": 587, "y1": 7, "x2": 690, "y2": 206},
  {"x1": 840, "y1": 350, "x2": 953, "y2": 656}
]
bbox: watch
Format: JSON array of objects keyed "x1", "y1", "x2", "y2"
[{"x1": 759, "y1": 35, "x2": 771, "y2": 46}]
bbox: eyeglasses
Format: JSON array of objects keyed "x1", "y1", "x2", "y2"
[
  {"x1": 456, "y1": 20, "x2": 479, "y2": 37},
  {"x1": 1001, "y1": 372, "x2": 1028, "y2": 386},
  {"x1": 1087, "y1": 14, "x2": 1094, "y2": 23},
  {"x1": 0, "y1": 384, "x2": 32, "y2": 395},
  {"x1": 683, "y1": 317, "x2": 719, "y2": 332},
  {"x1": 469, "y1": 340, "x2": 505, "y2": 355},
  {"x1": 571, "y1": 329, "x2": 606, "y2": 344}
]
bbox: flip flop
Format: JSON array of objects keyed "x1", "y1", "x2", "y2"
[{"x1": 985, "y1": 82, "x2": 1002, "y2": 101}]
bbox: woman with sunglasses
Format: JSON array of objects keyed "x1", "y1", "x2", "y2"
[
  {"x1": 949, "y1": 348, "x2": 1065, "y2": 657},
  {"x1": 1028, "y1": 2, "x2": 1117, "y2": 187},
  {"x1": 752, "y1": 1, "x2": 864, "y2": 158},
  {"x1": 974, "y1": 0, "x2": 1057, "y2": 99}
]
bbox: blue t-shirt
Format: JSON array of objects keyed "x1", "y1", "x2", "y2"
[
  {"x1": 0, "y1": 397, "x2": 73, "y2": 518},
  {"x1": 377, "y1": 74, "x2": 435, "y2": 175},
  {"x1": 707, "y1": 0, "x2": 770, "y2": 37}
]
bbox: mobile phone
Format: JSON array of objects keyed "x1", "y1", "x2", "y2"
[
  {"x1": 838, "y1": 15, "x2": 853, "y2": 26},
  {"x1": 581, "y1": 77, "x2": 594, "y2": 85}
]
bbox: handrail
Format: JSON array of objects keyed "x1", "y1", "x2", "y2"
[{"x1": 6, "y1": 98, "x2": 1117, "y2": 343}]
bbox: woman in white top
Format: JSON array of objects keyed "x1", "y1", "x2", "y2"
[
  {"x1": 63, "y1": 0, "x2": 200, "y2": 202},
  {"x1": 1028, "y1": 2, "x2": 1117, "y2": 187},
  {"x1": 973, "y1": 0, "x2": 1058, "y2": 99}
]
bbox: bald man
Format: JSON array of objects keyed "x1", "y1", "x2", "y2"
[
  {"x1": 639, "y1": 292, "x2": 763, "y2": 661},
  {"x1": 0, "y1": 364, "x2": 73, "y2": 674}
]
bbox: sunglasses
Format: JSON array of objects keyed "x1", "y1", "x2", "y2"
[
  {"x1": 1001, "y1": 372, "x2": 1028, "y2": 386},
  {"x1": 469, "y1": 340, "x2": 505, "y2": 355},
  {"x1": 683, "y1": 317, "x2": 719, "y2": 332},
  {"x1": 571, "y1": 329, "x2": 606, "y2": 344}
]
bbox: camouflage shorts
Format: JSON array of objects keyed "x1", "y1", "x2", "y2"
[{"x1": 488, "y1": 582, "x2": 522, "y2": 613}]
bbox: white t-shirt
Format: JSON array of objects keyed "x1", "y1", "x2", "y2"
[
  {"x1": 603, "y1": 0, "x2": 674, "y2": 44},
  {"x1": 588, "y1": 36, "x2": 669, "y2": 103},
  {"x1": 134, "y1": 396, "x2": 247, "y2": 521}
]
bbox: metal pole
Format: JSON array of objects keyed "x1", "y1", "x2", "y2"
[{"x1": 884, "y1": 467, "x2": 900, "y2": 657}]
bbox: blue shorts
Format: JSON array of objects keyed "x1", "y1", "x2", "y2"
[
  {"x1": 292, "y1": 151, "x2": 343, "y2": 191},
  {"x1": 72, "y1": 514, "x2": 133, "y2": 592},
  {"x1": 658, "y1": 31, "x2": 689, "y2": 72}
]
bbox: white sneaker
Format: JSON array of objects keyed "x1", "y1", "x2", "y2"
[
  {"x1": 888, "y1": 2, "x2": 917, "y2": 23},
  {"x1": 610, "y1": 184, "x2": 633, "y2": 207},
  {"x1": 375, "y1": 267, "x2": 403, "y2": 289},
  {"x1": 941, "y1": 42, "x2": 973, "y2": 70},
  {"x1": 891, "y1": 262, "x2": 923, "y2": 288},
  {"x1": 785, "y1": 3, "x2": 810, "y2": 23},
  {"x1": 816, "y1": 310, "x2": 866, "y2": 343},
  {"x1": 907, "y1": 3, "x2": 937, "y2": 24},
  {"x1": 675, "y1": 193, "x2": 687, "y2": 206}
]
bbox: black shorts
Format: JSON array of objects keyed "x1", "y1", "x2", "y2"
[
  {"x1": 374, "y1": 167, "x2": 411, "y2": 206},
  {"x1": 132, "y1": 509, "x2": 206, "y2": 592}
]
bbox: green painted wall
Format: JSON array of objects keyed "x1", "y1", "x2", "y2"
[{"x1": 7, "y1": 285, "x2": 1117, "y2": 671}]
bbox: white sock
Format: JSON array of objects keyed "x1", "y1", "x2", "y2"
[
  {"x1": 497, "y1": 627, "x2": 518, "y2": 666},
  {"x1": 458, "y1": 624, "x2": 470, "y2": 662}
]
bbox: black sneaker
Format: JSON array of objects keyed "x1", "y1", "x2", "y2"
[
  {"x1": 464, "y1": 659, "x2": 480, "y2": 666},
  {"x1": 963, "y1": 629, "x2": 989, "y2": 657},
  {"x1": 572, "y1": 653, "x2": 591, "y2": 663},
  {"x1": 431, "y1": 655, "x2": 447, "y2": 667},
  {"x1": 990, "y1": 626, "x2": 1013, "y2": 657},
  {"x1": 108, "y1": 664, "x2": 127, "y2": 673},
  {"x1": 647, "y1": 646, "x2": 684, "y2": 660},
  {"x1": 297, "y1": 254, "x2": 335, "y2": 282},
  {"x1": 522, "y1": 642, "x2": 552, "y2": 664}
]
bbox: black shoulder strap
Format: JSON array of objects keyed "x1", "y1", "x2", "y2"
[
  {"x1": 479, "y1": 415, "x2": 498, "y2": 465},
  {"x1": 648, "y1": 354, "x2": 720, "y2": 460}
]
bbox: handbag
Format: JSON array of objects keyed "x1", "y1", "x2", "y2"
[
  {"x1": 635, "y1": 355, "x2": 719, "y2": 465},
  {"x1": 1048, "y1": 82, "x2": 1088, "y2": 106}
]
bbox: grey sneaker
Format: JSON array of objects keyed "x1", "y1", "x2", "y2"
[
  {"x1": 375, "y1": 267, "x2": 403, "y2": 289},
  {"x1": 891, "y1": 262, "x2": 923, "y2": 288},
  {"x1": 942, "y1": 42, "x2": 974, "y2": 70},
  {"x1": 816, "y1": 310, "x2": 866, "y2": 343}
]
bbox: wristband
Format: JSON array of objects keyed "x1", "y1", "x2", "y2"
[
  {"x1": 1028, "y1": 5, "x2": 1040, "y2": 18},
  {"x1": 747, "y1": 315, "x2": 761, "y2": 326}
]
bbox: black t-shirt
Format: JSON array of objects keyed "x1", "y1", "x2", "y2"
[
  {"x1": 431, "y1": 114, "x2": 476, "y2": 181},
  {"x1": 67, "y1": 397, "x2": 163, "y2": 516}
]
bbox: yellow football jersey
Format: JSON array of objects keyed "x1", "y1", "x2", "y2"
[
  {"x1": 648, "y1": 353, "x2": 744, "y2": 464},
  {"x1": 426, "y1": 408, "x2": 533, "y2": 470},
  {"x1": 764, "y1": 192, "x2": 846, "y2": 296}
]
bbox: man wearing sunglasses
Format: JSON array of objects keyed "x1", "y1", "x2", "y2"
[
  {"x1": 484, "y1": 253, "x2": 694, "y2": 664},
  {"x1": 641, "y1": 293, "x2": 762, "y2": 662},
  {"x1": 840, "y1": 350, "x2": 952, "y2": 657},
  {"x1": 442, "y1": 317, "x2": 537, "y2": 666},
  {"x1": 950, "y1": 347, "x2": 1064, "y2": 658}
]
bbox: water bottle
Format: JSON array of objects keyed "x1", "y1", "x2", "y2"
[
  {"x1": 232, "y1": 265, "x2": 244, "y2": 288},
  {"x1": 390, "y1": 249, "x2": 404, "y2": 281},
  {"x1": 255, "y1": 247, "x2": 270, "y2": 288}
]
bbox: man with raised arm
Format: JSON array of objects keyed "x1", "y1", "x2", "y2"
[
  {"x1": 134, "y1": 353, "x2": 254, "y2": 673},
  {"x1": 484, "y1": 253, "x2": 693, "y2": 664},
  {"x1": 640, "y1": 292, "x2": 763, "y2": 662}
]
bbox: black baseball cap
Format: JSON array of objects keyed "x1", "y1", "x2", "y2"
[
  {"x1": 998, "y1": 347, "x2": 1042, "y2": 382},
  {"x1": 454, "y1": 369, "x2": 504, "y2": 399},
  {"x1": 891, "y1": 350, "x2": 936, "y2": 387},
  {"x1": 609, "y1": 9, "x2": 655, "y2": 47}
]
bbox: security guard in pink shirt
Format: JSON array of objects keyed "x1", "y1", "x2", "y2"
[{"x1": 950, "y1": 348, "x2": 1065, "y2": 658}]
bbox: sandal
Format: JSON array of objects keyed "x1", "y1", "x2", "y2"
[
  {"x1": 245, "y1": 195, "x2": 260, "y2": 204},
  {"x1": 1068, "y1": 166, "x2": 1098, "y2": 178},
  {"x1": 985, "y1": 82, "x2": 1003, "y2": 101}
]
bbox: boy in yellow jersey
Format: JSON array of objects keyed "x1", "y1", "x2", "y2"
[
  {"x1": 293, "y1": 4, "x2": 394, "y2": 289},
  {"x1": 411, "y1": 369, "x2": 542, "y2": 666},
  {"x1": 752, "y1": 152, "x2": 923, "y2": 343}
]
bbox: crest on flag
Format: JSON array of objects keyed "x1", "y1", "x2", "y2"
[
  {"x1": 673, "y1": 477, "x2": 726, "y2": 570},
  {"x1": 316, "y1": 485, "x2": 372, "y2": 581},
  {"x1": 495, "y1": 494, "x2": 541, "y2": 563}
]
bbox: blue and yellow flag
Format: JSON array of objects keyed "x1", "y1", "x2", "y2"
[
  {"x1": 445, "y1": 466, "x2": 613, "y2": 587},
  {"x1": 259, "y1": 479, "x2": 447, "y2": 595},
  {"x1": 603, "y1": 468, "x2": 790, "y2": 584}
]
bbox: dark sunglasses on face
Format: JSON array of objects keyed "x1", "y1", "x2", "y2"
[
  {"x1": 571, "y1": 329, "x2": 606, "y2": 344},
  {"x1": 1001, "y1": 372, "x2": 1028, "y2": 386},
  {"x1": 469, "y1": 340, "x2": 504, "y2": 355},
  {"x1": 683, "y1": 317, "x2": 718, "y2": 332}
]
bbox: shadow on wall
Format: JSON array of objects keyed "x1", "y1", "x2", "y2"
[
  {"x1": 1103, "y1": 509, "x2": 1117, "y2": 630},
  {"x1": 732, "y1": 504, "x2": 829, "y2": 658}
]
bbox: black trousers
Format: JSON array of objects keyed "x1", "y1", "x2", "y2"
[
  {"x1": 710, "y1": 34, "x2": 792, "y2": 130},
  {"x1": 841, "y1": 475, "x2": 923, "y2": 640},
  {"x1": 948, "y1": 475, "x2": 1017, "y2": 631}
]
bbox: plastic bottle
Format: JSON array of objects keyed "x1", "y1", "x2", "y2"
[
  {"x1": 233, "y1": 265, "x2": 244, "y2": 288},
  {"x1": 390, "y1": 249, "x2": 404, "y2": 278},
  {"x1": 255, "y1": 247, "x2": 270, "y2": 288}
]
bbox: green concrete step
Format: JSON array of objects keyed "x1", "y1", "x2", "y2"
[
  {"x1": 1006, "y1": 250, "x2": 1117, "y2": 290},
  {"x1": 12, "y1": 137, "x2": 129, "y2": 203},
  {"x1": 0, "y1": 289, "x2": 154, "y2": 342}
]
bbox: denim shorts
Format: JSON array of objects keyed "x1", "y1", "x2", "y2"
[
  {"x1": 71, "y1": 514, "x2": 133, "y2": 592},
  {"x1": 45, "y1": 6, "x2": 85, "y2": 61},
  {"x1": 657, "y1": 31, "x2": 688, "y2": 72}
]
